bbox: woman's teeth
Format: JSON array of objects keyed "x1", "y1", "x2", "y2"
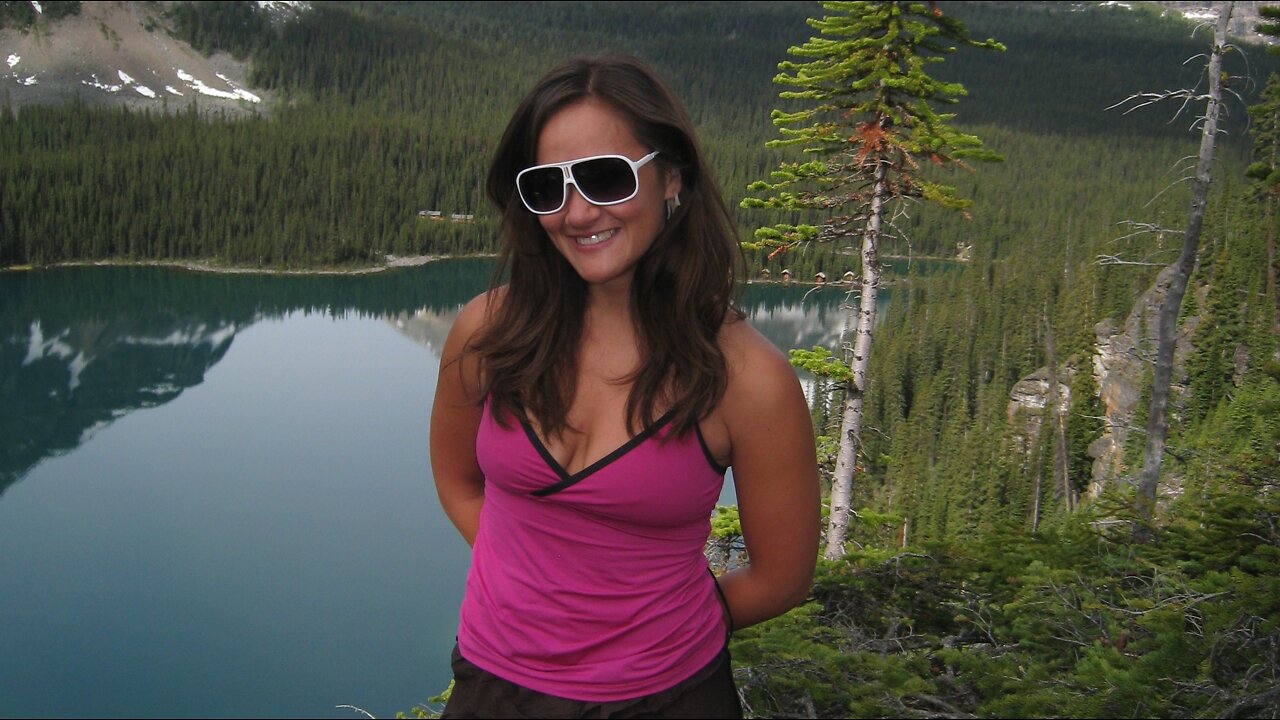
[{"x1": 577, "y1": 230, "x2": 615, "y2": 246}]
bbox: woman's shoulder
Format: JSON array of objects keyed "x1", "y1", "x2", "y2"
[
  {"x1": 719, "y1": 314, "x2": 791, "y2": 378},
  {"x1": 717, "y1": 314, "x2": 801, "y2": 408},
  {"x1": 439, "y1": 287, "x2": 509, "y2": 404},
  {"x1": 451, "y1": 286, "x2": 509, "y2": 340},
  {"x1": 700, "y1": 312, "x2": 811, "y2": 471}
]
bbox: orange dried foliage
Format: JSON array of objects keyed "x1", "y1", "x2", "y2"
[{"x1": 854, "y1": 120, "x2": 889, "y2": 164}]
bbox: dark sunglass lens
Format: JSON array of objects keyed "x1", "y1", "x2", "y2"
[
  {"x1": 518, "y1": 168, "x2": 565, "y2": 212},
  {"x1": 573, "y1": 158, "x2": 636, "y2": 204}
]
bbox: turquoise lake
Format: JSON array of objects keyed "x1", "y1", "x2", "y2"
[{"x1": 0, "y1": 258, "x2": 894, "y2": 718}]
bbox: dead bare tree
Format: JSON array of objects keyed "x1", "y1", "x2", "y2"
[{"x1": 1110, "y1": 3, "x2": 1235, "y2": 538}]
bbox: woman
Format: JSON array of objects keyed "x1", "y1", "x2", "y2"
[{"x1": 430, "y1": 53, "x2": 820, "y2": 718}]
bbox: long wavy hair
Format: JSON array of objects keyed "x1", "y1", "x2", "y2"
[{"x1": 472, "y1": 53, "x2": 743, "y2": 438}]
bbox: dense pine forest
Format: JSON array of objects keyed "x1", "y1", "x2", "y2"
[
  {"x1": 4, "y1": 1, "x2": 1261, "y2": 272},
  {"x1": 4, "y1": 1, "x2": 1280, "y2": 717}
]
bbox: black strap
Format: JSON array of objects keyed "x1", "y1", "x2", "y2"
[{"x1": 709, "y1": 568, "x2": 734, "y2": 637}]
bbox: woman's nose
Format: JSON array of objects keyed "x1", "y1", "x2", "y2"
[{"x1": 562, "y1": 183, "x2": 601, "y2": 223}]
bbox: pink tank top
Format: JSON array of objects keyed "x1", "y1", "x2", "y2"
[{"x1": 457, "y1": 398, "x2": 729, "y2": 702}]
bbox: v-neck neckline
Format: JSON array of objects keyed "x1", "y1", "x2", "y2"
[{"x1": 519, "y1": 409, "x2": 677, "y2": 497}]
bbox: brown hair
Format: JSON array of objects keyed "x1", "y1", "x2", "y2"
[{"x1": 472, "y1": 53, "x2": 743, "y2": 438}]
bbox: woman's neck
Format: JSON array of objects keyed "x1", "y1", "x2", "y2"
[
  {"x1": 581, "y1": 286, "x2": 643, "y2": 377},
  {"x1": 584, "y1": 278, "x2": 634, "y2": 320}
]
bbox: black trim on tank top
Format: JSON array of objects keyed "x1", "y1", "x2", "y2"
[
  {"x1": 523, "y1": 408, "x2": 678, "y2": 497},
  {"x1": 694, "y1": 423, "x2": 729, "y2": 476}
]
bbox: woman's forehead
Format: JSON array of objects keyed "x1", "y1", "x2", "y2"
[{"x1": 535, "y1": 99, "x2": 645, "y2": 165}]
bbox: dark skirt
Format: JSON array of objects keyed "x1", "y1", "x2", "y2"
[{"x1": 440, "y1": 643, "x2": 743, "y2": 720}]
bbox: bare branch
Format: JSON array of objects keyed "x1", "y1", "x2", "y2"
[
  {"x1": 1223, "y1": 685, "x2": 1280, "y2": 719},
  {"x1": 1105, "y1": 89, "x2": 1198, "y2": 116},
  {"x1": 1118, "y1": 345, "x2": 1160, "y2": 365},
  {"x1": 862, "y1": 423, "x2": 891, "y2": 442},
  {"x1": 902, "y1": 692, "x2": 978, "y2": 719},
  {"x1": 1183, "y1": 50, "x2": 1212, "y2": 66},
  {"x1": 1111, "y1": 220, "x2": 1180, "y2": 243},
  {"x1": 1222, "y1": 85, "x2": 1247, "y2": 108},
  {"x1": 1145, "y1": 174, "x2": 1197, "y2": 207},
  {"x1": 1095, "y1": 253, "x2": 1177, "y2": 267},
  {"x1": 1167, "y1": 153, "x2": 1201, "y2": 174},
  {"x1": 801, "y1": 285, "x2": 825, "y2": 303}
]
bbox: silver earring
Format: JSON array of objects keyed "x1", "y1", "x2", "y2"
[{"x1": 665, "y1": 194, "x2": 682, "y2": 220}]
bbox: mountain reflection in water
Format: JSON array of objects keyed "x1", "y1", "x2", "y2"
[
  {"x1": 0, "y1": 261, "x2": 491, "y2": 497},
  {"x1": 0, "y1": 259, "x2": 917, "y2": 718},
  {"x1": 0, "y1": 261, "x2": 869, "y2": 496}
]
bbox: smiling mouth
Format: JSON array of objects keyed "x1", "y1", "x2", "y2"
[{"x1": 576, "y1": 229, "x2": 616, "y2": 246}]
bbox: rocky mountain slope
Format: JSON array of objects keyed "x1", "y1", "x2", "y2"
[
  {"x1": 2, "y1": 1, "x2": 1271, "y2": 119},
  {"x1": 1, "y1": 1, "x2": 282, "y2": 116}
]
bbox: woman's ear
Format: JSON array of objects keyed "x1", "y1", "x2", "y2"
[{"x1": 664, "y1": 167, "x2": 683, "y2": 202}]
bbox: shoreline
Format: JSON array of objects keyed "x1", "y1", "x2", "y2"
[
  {"x1": 3, "y1": 251, "x2": 956, "y2": 281},
  {"x1": 0, "y1": 254, "x2": 478, "y2": 276}
]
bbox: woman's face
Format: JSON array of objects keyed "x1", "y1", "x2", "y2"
[{"x1": 532, "y1": 99, "x2": 681, "y2": 295}]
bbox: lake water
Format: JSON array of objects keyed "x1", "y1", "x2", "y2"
[{"x1": 0, "y1": 259, "x2": 886, "y2": 719}]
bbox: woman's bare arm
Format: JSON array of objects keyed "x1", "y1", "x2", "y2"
[
  {"x1": 429, "y1": 294, "x2": 491, "y2": 546},
  {"x1": 712, "y1": 322, "x2": 822, "y2": 629}
]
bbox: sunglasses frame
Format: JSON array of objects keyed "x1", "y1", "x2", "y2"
[{"x1": 515, "y1": 151, "x2": 660, "y2": 215}]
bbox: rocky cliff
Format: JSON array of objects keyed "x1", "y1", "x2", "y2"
[
  {"x1": 1008, "y1": 263, "x2": 1202, "y2": 500},
  {"x1": 1, "y1": 1, "x2": 294, "y2": 117}
]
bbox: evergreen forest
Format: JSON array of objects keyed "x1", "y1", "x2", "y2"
[{"x1": 4, "y1": 1, "x2": 1280, "y2": 717}]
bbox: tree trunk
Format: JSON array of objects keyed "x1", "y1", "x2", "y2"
[
  {"x1": 823, "y1": 160, "x2": 885, "y2": 560},
  {"x1": 1030, "y1": 426, "x2": 1043, "y2": 533},
  {"x1": 1135, "y1": 1, "x2": 1232, "y2": 538},
  {"x1": 1270, "y1": 136, "x2": 1279, "y2": 337},
  {"x1": 1271, "y1": 195, "x2": 1279, "y2": 341},
  {"x1": 1269, "y1": 106, "x2": 1279, "y2": 343},
  {"x1": 1270, "y1": 192, "x2": 1279, "y2": 339},
  {"x1": 1043, "y1": 311, "x2": 1073, "y2": 513}
]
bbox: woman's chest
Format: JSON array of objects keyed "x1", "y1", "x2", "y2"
[{"x1": 478, "y1": 402, "x2": 724, "y2": 529}]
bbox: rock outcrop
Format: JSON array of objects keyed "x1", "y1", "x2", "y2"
[
  {"x1": 1007, "y1": 368, "x2": 1071, "y2": 458},
  {"x1": 1, "y1": 1, "x2": 285, "y2": 117},
  {"x1": 1009, "y1": 264, "x2": 1199, "y2": 500}
]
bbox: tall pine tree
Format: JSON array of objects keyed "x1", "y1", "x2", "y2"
[{"x1": 743, "y1": 0, "x2": 1002, "y2": 558}]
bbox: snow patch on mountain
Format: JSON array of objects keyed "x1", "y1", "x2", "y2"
[{"x1": 1, "y1": 2, "x2": 276, "y2": 116}]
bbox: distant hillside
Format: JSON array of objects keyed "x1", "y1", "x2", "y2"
[
  {"x1": 3, "y1": 2, "x2": 1271, "y2": 121},
  {"x1": 0, "y1": 1, "x2": 286, "y2": 117},
  {"x1": 4, "y1": 0, "x2": 1280, "y2": 272}
]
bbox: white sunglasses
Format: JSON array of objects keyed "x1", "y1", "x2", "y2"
[{"x1": 515, "y1": 151, "x2": 660, "y2": 215}]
